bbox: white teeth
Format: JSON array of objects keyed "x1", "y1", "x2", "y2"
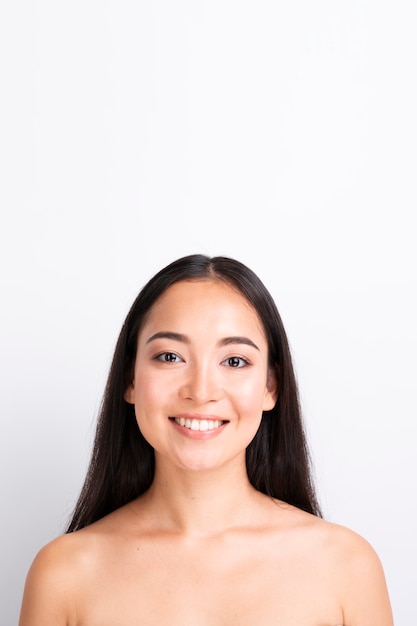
[{"x1": 174, "y1": 418, "x2": 224, "y2": 431}]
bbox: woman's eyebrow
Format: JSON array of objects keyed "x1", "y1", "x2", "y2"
[
  {"x1": 218, "y1": 336, "x2": 260, "y2": 351},
  {"x1": 146, "y1": 331, "x2": 189, "y2": 344},
  {"x1": 146, "y1": 332, "x2": 260, "y2": 351}
]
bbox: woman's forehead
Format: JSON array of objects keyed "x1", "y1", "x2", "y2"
[{"x1": 140, "y1": 279, "x2": 266, "y2": 341}]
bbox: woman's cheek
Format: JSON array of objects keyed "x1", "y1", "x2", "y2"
[{"x1": 235, "y1": 374, "x2": 268, "y2": 407}]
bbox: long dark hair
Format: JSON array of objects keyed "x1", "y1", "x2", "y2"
[{"x1": 67, "y1": 254, "x2": 321, "y2": 531}]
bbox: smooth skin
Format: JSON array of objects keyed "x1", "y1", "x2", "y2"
[{"x1": 19, "y1": 280, "x2": 393, "y2": 626}]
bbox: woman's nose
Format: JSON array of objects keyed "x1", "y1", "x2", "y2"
[{"x1": 179, "y1": 363, "x2": 222, "y2": 404}]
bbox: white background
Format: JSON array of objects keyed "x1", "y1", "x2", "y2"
[{"x1": 1, "y1": 1, "x2": 416, "y2": 623}]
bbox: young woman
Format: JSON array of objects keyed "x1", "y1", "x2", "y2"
[{"x1": 19, "y1": 254, "x2": 393, "y2": 625}]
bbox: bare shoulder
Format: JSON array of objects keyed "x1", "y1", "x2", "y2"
[
  {"x1": 19, "y1": 532, "x2": 84, "y2": 626},
  {"x1": 273, "y1": 501, "x2": 384, "y2": 561},
  {"x1": 22, "y1": 508, "x2": 129, "y2": 582},
  {"x1": 284, "y1": 505, "x2": 394, "y2": 625},
  {"x1": 326, "y1": 522, "x2": 393, "y2": 625},
  {"x1": 19, "y1": 506, "x2": 135, "y2": 625},
  {"x1": 311, "y1": 514, "x2": 388, "y2": 579}
]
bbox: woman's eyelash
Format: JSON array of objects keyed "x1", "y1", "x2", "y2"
[
  {"x1": 154, "y1": 352, "x2": 182, "y2": 363},
  {"x1": 222, "y1": 356, "x2": 250, "y2": 368}
]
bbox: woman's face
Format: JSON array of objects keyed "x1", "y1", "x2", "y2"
[{"x1": 125, "y1": 279, "x2": 277, "y2": 473}]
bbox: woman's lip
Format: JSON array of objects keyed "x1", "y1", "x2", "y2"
[
  {"x1": 171, "y1": 413, "x2": 229, "y2": 422},
  {"x1": 169, "y1": 416, "x2": 229, "y2": 439}
]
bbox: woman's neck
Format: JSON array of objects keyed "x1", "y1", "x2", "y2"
[{"x1": 136, "y1": 456, "x2": 264, "y2": 537}]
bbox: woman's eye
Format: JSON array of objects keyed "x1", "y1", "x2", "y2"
[
  {"x1": 223, "y1": 356, "x2": 248, "y2": 368},
  {"x1": 155, "y1": 352, "x2": 181, "y2": 363}
]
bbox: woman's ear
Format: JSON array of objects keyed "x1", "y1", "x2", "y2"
[
  {"x1": 124, "y1": 381, "x2": 135, "y2": 404},
  {"x1": 263, "y1": 369, "x2": 278, "y2": 411}
]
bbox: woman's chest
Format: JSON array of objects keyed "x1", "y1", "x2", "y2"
[{"x1": 75, "y1": 541, "x2": 343, "y2": 626}]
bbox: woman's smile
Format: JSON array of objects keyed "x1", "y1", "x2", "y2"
[
  {"x1": 169, "y1": 414, "x2": 229, "y2": 439},
  {"x1": 172, "y1": 416, "x2": 227, "y2": 431}
]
